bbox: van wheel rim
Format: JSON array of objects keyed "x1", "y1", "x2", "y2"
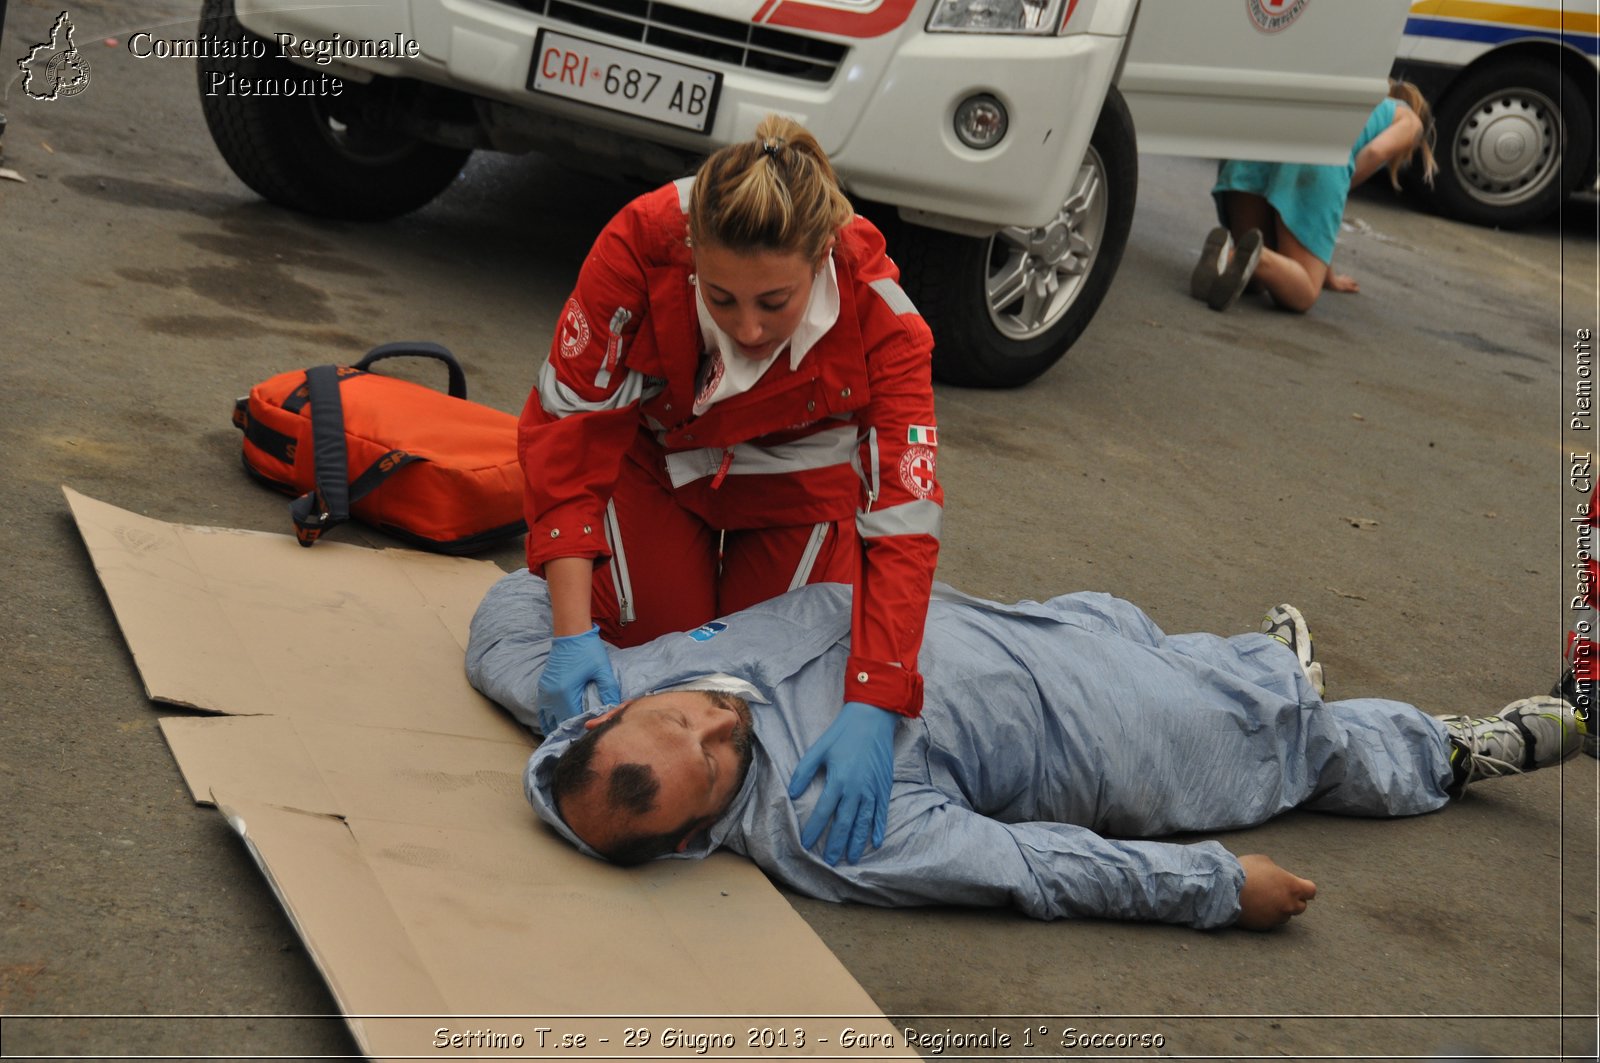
[
  {"x1": 985, "y1": 146, "x2": 1108, "y2": 342},
  {"x1": 1454, "y1": 88, "x2": 1562, "y2": 208}
]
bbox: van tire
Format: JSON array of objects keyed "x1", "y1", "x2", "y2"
[
  {"x1": 898, "y1": 88, "x2": 1137, "y2": 389},
  {"x1": 196, "y1": 0, "x2": 470, "y2": 220},
  {"x1": 1426, "y1": 59, "x2": 1592, "y2": 228}
]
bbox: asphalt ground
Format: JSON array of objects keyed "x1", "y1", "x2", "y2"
[{"x1": 2, "y1": 1, "x2": 1598, "y2": 1059}]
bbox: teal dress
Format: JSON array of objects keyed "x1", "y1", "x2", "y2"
[{"x1": 1212, "y1": 97, "x2": 1399, "y2": 264}]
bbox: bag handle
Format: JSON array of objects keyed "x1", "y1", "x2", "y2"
[{"x1": 353, "y1": 341, "x2": 468, "y2": 399}]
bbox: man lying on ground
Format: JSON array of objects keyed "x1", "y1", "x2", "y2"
[{"x1": 465, "y1": 571, "x2": 1588, "y2": 930}]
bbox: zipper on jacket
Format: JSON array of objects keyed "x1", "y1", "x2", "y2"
[
  {"x1": 865, "y1": 426, "x2": 880, "y2": 511},
  {"x1": 602, "y1": 499, "x2": 636, "y2": 625},
  {"x1": 851, "y1": 426, "x2": 880, "y2": 511},
  {"x1": 789, "y1": 521, "x2": 830, "y2": 591}
]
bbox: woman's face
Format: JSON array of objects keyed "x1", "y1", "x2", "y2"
[{"x1": 694, "y1": 241, "x2": 822, "y2": 361}]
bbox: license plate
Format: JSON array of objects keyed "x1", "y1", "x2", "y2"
[{"x1": 529, "y1": 29, "x2": 721, "y2": 134}]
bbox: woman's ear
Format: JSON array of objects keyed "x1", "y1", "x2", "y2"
[{"x1": 585, "y1": 700, "x2": 631, "y2": 730}]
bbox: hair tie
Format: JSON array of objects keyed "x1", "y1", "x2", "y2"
[{"x1": 761, "y1": 139, "x2": 784, "y2": 160}]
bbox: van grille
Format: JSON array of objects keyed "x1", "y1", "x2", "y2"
[{"x1": 509, "y1": 0, "x2": 848, "y2": 83}]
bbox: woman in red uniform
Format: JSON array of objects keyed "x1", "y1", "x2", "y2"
[{"x1": 519, "y1": 115, "x2": 942, "y2": 865}]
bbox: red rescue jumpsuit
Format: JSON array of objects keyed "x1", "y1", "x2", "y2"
[{"x1": 519, "y1": 179, "x2": 941, "y2": 717}]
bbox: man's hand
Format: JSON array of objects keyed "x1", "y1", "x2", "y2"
[
  {"x1": 535, "y1": 624, "x2": 621, "y2": 734},
  {"x1": 1236, "y1": 854, "x2": 1317, "y2": 930},
  {"x1": 787, "y1": 701, "x2": 898, "y2": 865}
]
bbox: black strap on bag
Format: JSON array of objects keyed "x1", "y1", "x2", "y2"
[
  {"x1": 287, "y1": 344, "x2": 461, "y2": 547},
  {"x1": 289, "y1": 364, "x2": 354, "y2": 546}
]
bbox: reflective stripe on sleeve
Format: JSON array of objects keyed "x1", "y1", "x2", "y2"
[
  {"x1": 868, "y1": 277, "x2": 917, "y2": 316},
  {"x1": 664, "y1": 424, "x2": 857, "y2": 488},
  {"x1": 537, "y1": 359, "x2": 663, "y2": 418},
  {"x1": 856, "y1": 498, "x2": 942, "y2": 540}
]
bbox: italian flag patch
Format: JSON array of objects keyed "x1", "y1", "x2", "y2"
[{"x1": 907, "y1": 425, "x2": 938, "y2": 446}]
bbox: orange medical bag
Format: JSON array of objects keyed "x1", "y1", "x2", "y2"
[{"x1": 233, "y1": 342, "x2": 526, "y2": 553}]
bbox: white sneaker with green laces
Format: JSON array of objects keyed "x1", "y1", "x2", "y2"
[
  {"x1": 1261, "y1": 603, "x2": 1325, "y2": 697},
  {"x1": 1439, "y1": 696, "x2": 1589, "y2": 794}
]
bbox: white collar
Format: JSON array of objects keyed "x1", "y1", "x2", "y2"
[{"x1": 653, "y1": 673, "x2": 770, "y2": 704}]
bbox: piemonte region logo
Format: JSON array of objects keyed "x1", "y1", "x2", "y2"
[{"x1": 19, "y1": 11, "x2": 92, "y2": 101}]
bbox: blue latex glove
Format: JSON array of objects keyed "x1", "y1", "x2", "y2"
[
  {"x1": 535, "y1": 624, "x2": 622, "y2": 735},
  {"x1": 787, "y1": 700, "x2": 898, "y2": 865}
]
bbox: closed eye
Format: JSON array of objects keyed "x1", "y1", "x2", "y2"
[{"x1": 673, "y1": 711, "x2": 717, "y2": 787}]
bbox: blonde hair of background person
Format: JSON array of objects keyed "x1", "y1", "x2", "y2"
[{"x1": 519, "y1": 113, "x2": 943, "y2": 869}]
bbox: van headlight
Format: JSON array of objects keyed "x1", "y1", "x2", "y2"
[{"x1": 927, "y1": 0, "x2": 1067, "y2": 33}]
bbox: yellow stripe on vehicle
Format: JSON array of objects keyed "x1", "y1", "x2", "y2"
[{"x1": 1409, "y1": 1, "x2": 1599, "y2": 36}]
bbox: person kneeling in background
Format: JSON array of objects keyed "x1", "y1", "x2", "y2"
[{"x1": 1193, "y1": 80, "x2": 1437, "y2": 314}]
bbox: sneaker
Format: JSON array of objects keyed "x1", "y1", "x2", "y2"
[
  {"x1": 1549, "y1": 664, "x2": 1600, "y2": 757},
  {"x1": 1208, "y1": 228, "x2": 1263, "y2": 311},
  {"x1": 1190, "y1": 226, "x2": 1232, "y2": 301},
  {"x1": 1439, "y1": 696, "x2": 1589, "y2": 794},
  {"x1": 1261, "y1": 603, "x2": 1325, "y2": 696}
]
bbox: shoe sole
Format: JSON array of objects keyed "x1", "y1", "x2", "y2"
[
  {"x1": 1191, "y1": 226, "x2": 1231, "y2": 301},
  {"x1": 1208, "y1": 229, "x2": 1263, "y2": 311},
  {"x1": 1262, "y1": 603, "x2": 1324, "y2": 696}
]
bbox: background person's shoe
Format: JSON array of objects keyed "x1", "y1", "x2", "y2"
[
  {"x1": 1207, "y1": 228, "x2": 1263, "y2": 311},
  {"x1": 1439, "y1": 696, "x2": 1588, "y2": 794},
  {"x1": 1190, "y1": 226, "x2": 1231, "y2": 301},
  {"x1": 1261, "y1": 603, "x2": 1324, "y2": 696}
]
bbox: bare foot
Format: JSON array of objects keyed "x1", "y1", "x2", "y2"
[
  {"x1": 1236, "y1": 853, "x2": 1317, "y2": 930},
  {"x1": 1325, "y1": 271, "x2": 1360, "y2": 293}
]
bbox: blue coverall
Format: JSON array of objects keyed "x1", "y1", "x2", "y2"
[{"x1": 466, "y1": 572, "x2": 1454, "y2": 929}]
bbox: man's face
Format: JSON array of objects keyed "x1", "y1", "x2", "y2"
[{"x1": 562, "y1": 691, "x2": 755, "y2": 852}]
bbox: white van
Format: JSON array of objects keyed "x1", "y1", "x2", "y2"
[
  {"x1": 1392, "y1": 0, "x2": 1598, "y2": 227},
  {"x1": 198, "y1": 0, "x2": 1407, "y2": 386}
]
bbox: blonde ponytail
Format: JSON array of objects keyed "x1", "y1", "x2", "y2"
[{"x1": 688, "y1": 115, "x2": 853, "y2": 262}]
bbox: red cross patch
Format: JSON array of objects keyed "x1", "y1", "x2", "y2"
[
  {"x1": 557, "y1": 298, "x2": 591, "y2": 359},
  {"x1": 1246, "y1": 0, "x2": 1310, "y2": 33},
  {"x1": 899, "y1": 445, "x2": 937, "y2": 500}
]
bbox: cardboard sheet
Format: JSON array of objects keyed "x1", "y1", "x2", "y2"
[{"x1": 69, "y1": 488, "x2": 910, "y2": 1061}]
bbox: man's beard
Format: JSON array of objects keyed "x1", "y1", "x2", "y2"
[{"x1": 727, "y1": 697, "x2": 756, "y2": 797}]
